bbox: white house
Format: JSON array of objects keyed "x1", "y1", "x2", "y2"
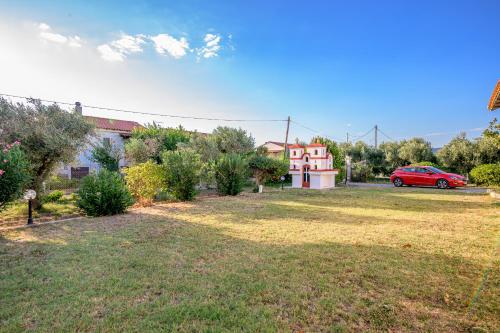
[
  {"x1": 288, "y1": 143, "x2": 338, "y2": 189},
  {"x1": 57, "y1": 116, "x2": 142, "y2": 179}
]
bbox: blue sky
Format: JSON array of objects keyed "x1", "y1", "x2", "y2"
[{"x1": 0, "y1": 0, "x2": 498, "y2": 146}]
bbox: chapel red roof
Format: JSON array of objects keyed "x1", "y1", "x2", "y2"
[
  {"x1": 288, "y1": 144, "x2": 305, "y2": 148},
  {"x1": 307, "y1": 143, "x2": 327, "y2": 147},
  {"x1": 84, "y1": 116, "x2": 142, "y2": 133}
]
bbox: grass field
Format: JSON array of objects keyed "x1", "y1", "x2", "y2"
[{"x1": 1, "y1": 188, "x2": 498, "y2": 332}]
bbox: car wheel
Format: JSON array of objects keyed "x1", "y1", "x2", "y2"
[
  {"x1": 393, "y1": 177, "x2": 403, "y2": 187},
  {"x1": 436, "y1": 179, "x2": 449, "y2": 189}
]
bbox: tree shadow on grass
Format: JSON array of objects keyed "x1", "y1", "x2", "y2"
[{"x1": 1, "y1": 209, "x2": 498, "y2": 332}]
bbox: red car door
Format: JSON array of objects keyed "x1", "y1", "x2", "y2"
[
  {"x1": 402, "y1": 167, "x2": 417, "y2": 185},
  {"x1": 414, "y1": 167, "x2": 434, "y2": 186},
  {"x1": 413, "y1": 167, "x2": 426, "y2": 185}
]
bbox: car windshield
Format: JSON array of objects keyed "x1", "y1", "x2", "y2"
[{"x1": 426, "y1": 166, "x2": 445, "y2": 174}]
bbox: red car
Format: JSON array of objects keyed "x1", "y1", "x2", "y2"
[{"x1": 390, "y1": 166, "x2": 466, "y2": 189}]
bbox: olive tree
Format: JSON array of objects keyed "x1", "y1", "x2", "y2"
[
  {"x1": 437, "y1": 133, "x2": 475, "y2": 174},
  {"x1": 0, "y1": 98, "x2": 94, "y2": 206},
  {"x1": 398, "y1": 138, "x2": 434, "y2": 164}
]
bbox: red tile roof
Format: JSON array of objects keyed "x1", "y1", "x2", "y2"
[
  {"x1": 265, "y1": 141, "x2": 285, "y2": 147},
  {"x1": 488, "y1": 80, "x2": 500, "y2": 111},
  {"x1": 84, "y1": 116, "x2": 142, "y2": 133},
  {"x1": 307, "y1": 143, "x2": 326, "y2": 147},
  {"x1": 288, "y1": 144, "x2": 304, "y2": 148}
]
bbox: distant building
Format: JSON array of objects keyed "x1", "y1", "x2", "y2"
[
  {"x1": 261, "y1": 141, "x2": 285, "y2": 158},
  {"x1": 288, "y1": 143, "x2": 338, "y2": 189},
  {"x1": 57, "y1": 116, "x2": 142, "y2": 179}
]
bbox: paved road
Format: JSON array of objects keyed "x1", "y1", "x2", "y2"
[{"x1": 345, "y1": 182, "x2": 489, "y2": 194}]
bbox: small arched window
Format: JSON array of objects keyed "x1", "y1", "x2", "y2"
[
  {"x1": 315, "y1": 165, "x2": 318, "y2": 170},
  {"x1": 305, "y1": 156, "x2": 309, "y2": 162},
  {"x1": 314, "y1": 149, "x2": 318, "y2": 155},
  {"x1": 293, "y1": 150, "x2": 296, "y2": 156}
]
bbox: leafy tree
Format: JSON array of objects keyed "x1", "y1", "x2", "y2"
[
  {"x1": 474, "y1": 118, "x2": 500, "y2": 165},
  {"x1": 124, "y1": 161, "x2": 165, "y2": 205},
  {"x1": 365, "y1": 147, "x2": 387, "y2": 176},
  {"x1": 90, "y1": 140, "x2": 121, "y2": 172},
  {"x1": 125, "y1": 138, "x2": 158, "y2": 165},
  {"x1": 131, "y1": 123, "x2": 191, "y2": 162},
  {"x1": 178, "y1": 133, "x2": 221, "y2": 163},
  {"x1": 379, "y1": 141, "x2": 405, "y2": 171},
  {"x1": 347, "y1": 141, "x2": 370, "y2": 163},
  {"x1": 437, "y1": 133, "x2": 475, "y2": 174},
  {"x1": 0, "y1": 98, "x2": 94, "y2": 206},
  {"x1": 0, "y1": 141, "x2": 31, "y2": 211},
  {"x1": 162, "y1": 150, "x2": 202, "y2": 201},
  {"x1": 212, "y1": 126, "x2": 255, "y2": 155},
  {"x1": 214, "y1": 154, "x2": 248, "y2": 195},
  {"x1": 77, "y1": 169, "x2": 134, "y2": 217},
  {"x1": 248, "y1": 155, "x2": 288, "y2": 186},
  {"x1": 398, "y1": 138, "x2": 434, "y2": 164}
]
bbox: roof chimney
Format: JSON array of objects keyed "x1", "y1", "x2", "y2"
[{"x1": 75, "y1": 102, "x2": 82, "y2": 115}]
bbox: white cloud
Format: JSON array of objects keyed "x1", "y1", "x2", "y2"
[
  {"x1": 68, "y1": 36, "x2": 82, "y2": 48},
  {"x1": 150, "y1": 34, "x2": 189, "y2": 59},
  {"x1": 97, "y1": 44, "x2": 125, "y2": 62},
  {"x1": 38, "y1": 23, "x2": 50, "y2": 31},
  {"x1": 111, "y1": 34, "x2": 145, "y2": 53},
  {"x1": 197, "y1": 33, "x2": 221, "y2": 59},
  {"x1": 97, "y1": 34, "x2": 145, "y2": 62},
  {"x1": 38, "y1": 22, "x2": 82, "y2": 47}
]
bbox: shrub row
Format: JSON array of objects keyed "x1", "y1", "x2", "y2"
[{"x1": 470, "y1": 164, "x2": 500, "y2": 186}]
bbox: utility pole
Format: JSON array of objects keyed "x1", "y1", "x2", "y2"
[
  {"x1": 283, "y1": 116, "x2": 290, "y2": 160},
  {"x1": 374, "y1": 124, "x2": 378, "y2": 149},
  {"x1": 346, "y1": 132, "x2": 349, "y2": 143}
]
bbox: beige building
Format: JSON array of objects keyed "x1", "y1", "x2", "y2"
[{"x1": 261, "y1": 141, "x2": 285, "y2": 158}]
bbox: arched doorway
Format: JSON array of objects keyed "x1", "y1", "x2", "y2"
[{"x1": 302, "y1": 165, "x2": 310, "y2": 188}]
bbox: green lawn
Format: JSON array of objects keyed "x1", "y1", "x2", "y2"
[
  {"x1": 0, "y1": 196, "x2": 80, "y2": 223},
  {"x1": 0, "y1": 188, "x2": 498, "y2": 332}
]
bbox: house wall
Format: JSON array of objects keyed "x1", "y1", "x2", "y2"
[{"x1": 56, "y1": 129, "x2": 129, "y2": 179}]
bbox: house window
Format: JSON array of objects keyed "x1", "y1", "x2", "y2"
[
  {"x1": 293, "y1": 151, "x2": 296, "y2": 156},
  {"x1": 103, "y1": 137, "x2": 111, "y2": 145},
  {"x1": 315, "y1": 165, "x2": 318, "y2": 170},
  {"x1": 314, "y1": 149, "x2": 318, "y2": 155},
  {"x1": 293, "y1": 164, "x2": 296, "y2": 169}
]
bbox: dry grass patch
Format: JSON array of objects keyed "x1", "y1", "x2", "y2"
[{"x1": 0, "y1": 187, "x2": 498, "y2": 332}]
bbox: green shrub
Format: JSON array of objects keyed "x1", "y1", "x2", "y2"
[
  {"x1": 76, "y1": 169, "x2": 133, "y2": 216},
  {"x1": 90, "y1": 140, "x2": 121, "y2": 172},
  {"x1": 42, "y1": 190, "x2": 64, "y2": 203},
  {"x1": 45, "y1": 176, "x2": 81, "y2": 191},
  {"x1": 124, "y1": 161, "x2": 165, "y2": 204},
  {"x1": 470, "y1": 164, "x2": 500, "y2": 186},
  {"x1": 248, "y1": 155, "x2": 289, "y2": 185},
  {"x1": 410, "y1": 161, "x2": 442, "y2": 169},
  {"x1": 351, "y1": 162, "x2": 373, "y2": 182},
  {"x1": 214, "y1": 154, "x2": 248, "y2": 195},
  {"x1": 162, "y1": 150, "x2": 202, "y2": 201},
  {"x1": 0, "y1": 142, "x2": 31, "y2": 211}
]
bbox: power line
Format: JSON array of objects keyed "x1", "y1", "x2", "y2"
[
  {"x1": 351, "y1": 127, "x2": 374, "y2": 142},
  {"x1": 378, "y1": 128, "x2": 396, "y2": 142},
  {"x1": 290, "y1": 120, "x2": 343, "y2": 142},
  {"x1": 0, "y1": 93, "x2": 287, "y2": 123}
]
